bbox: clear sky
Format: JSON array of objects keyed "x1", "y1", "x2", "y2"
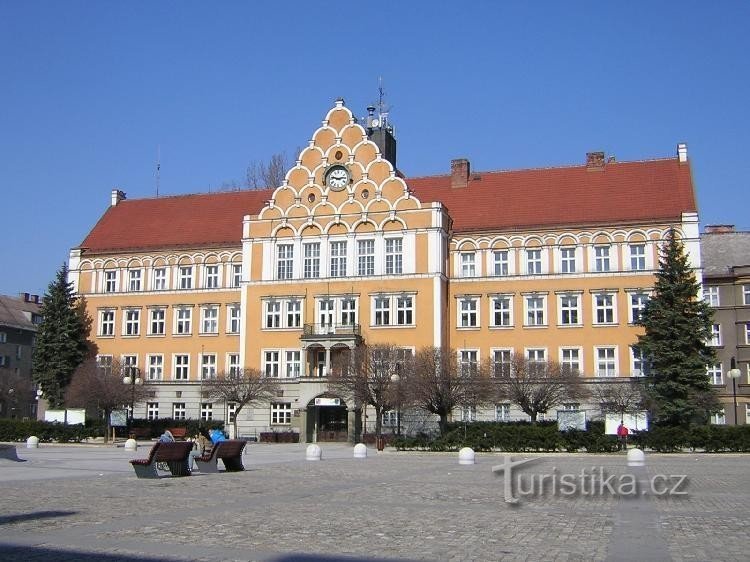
[{"x1": 1, "y1": 1, "x2": 748, "y2": 297}]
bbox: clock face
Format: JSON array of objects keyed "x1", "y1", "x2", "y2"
[{"x1": 326, "y1": 166, "x2": 350, "y2": 190}]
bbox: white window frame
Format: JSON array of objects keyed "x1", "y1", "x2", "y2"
[
  {"x1": 559, "y1": 347, "x2": 582, "y2": 376},
  {"x1": 490, "y1": 295, "x2": 513, "y2": 327},
  {"x1": 630, "y1": 346, "x2": 649, "y2": 377},
  {"x1": 374, "y1": 296, "x2": 391, "y2": 326},
  {"x1": 593, "y1": 293, "x2": 617, "y2": 325},
  {"x1": 745, "y1": 323, "x2": 750, "y2": 345},
  {"x1": 743, "y1": 285, "x2": 750, "y2": 306},
  {"x1": 123, "y1": 309, "x2": 140, "y2": 336},
  {"x1": 524, "y1": 295, "x2": 546, "y2": 326},
  {"x1": 152, "y1": 267, "x2": 167, "y2": 291},
  {"x1": 560, "y1": 246, "x2": 577, "y2": 274},
  {"x1": 303, "y1": 242, "x2": 321, "y2": 279},
  {"x1": 173, "y1": 354, "x2": 190, "y2": 381},
  {"x1": 231, "y1": 264, "x2": 242, "y2": 288},
  {"x1": 179, "y1": 266, "x2": 193, "y2": 289},
  {"x1": 395, "y1": 295, "x2": 413, "y2": 325},
  {"x1": 276, "y1": 244, "x2": 294, "y2": 280},
  {"x1": 495, "y1": 403, "x2": 511, "y2": 421},
  {"x1": 558, "y1": 294, "x2": 581, "y2": 326},
  {"x1": 459, "y1": 297, "x2": 479, "y2": 328},
  {"x1": 271, "y1": 402, "x2": 292, "y2": 425},
  {"x1": 330, "y1": 240, "x2": 348, "y2": 277},
  {"x1": 104, "y1": 270, "x2": 118, "y2": 293},
  {"x1": 707, "y1": 363, "x2": 723, "y2": 385},
  {"x1": 595, "y1": 346, "x2": 618, "y2": 377},
  {"x1": 285, "y1": 350, "x2": 301, "y2": 378},
  {"x1": 149, "y1": 308, "x2": 166, "y2": 336},
  {"x1": 200, "y1": 353, "x2": 217, "y2": 380},
  {"x1": 172, "y1": 402, "x2": 186, "y2": 420},
  {"x1": 357, "y1": 239, "x2": 375, "y2": 276},
  {"x1": 227, "y1": 353, "x2": 240, "y2": 376},
  {"x1": 460, "y1": 406, "x2": 477, "y2": 422},
  {"x1": 201, "y1": 306, "x2": 219, "y2": 334},
  {"x1": 227, "y1": 304, "x2": 241, "y2": 334},
  {"x1": 628, "y1": 292, "x2": 649, "y2": 324},
  {"x1": 459, "y1": 349, "x2": 479, "y2": 377},
  {"x1": 460, "y1": 251, "x2": 477, "y2": 277},
  {"x1": 704, "y1": 286, "x2": 720, "y2": 306},
  {"x1": 286, "y1": 299, "x2": 302, "y2": 328},
  {"x1": 265, "y1": 300, "x2": 282, "y2": 329},
  {"x1": 340, "y1": 297, "x2": 357, "y2": 326},
  {"x1": 711, "y1": 408, "x2": 726, "y2": 425},
  {"x1": 525, "y1": 248, "x2": 542, "y2": 275},
  {"x1": 147, "y1": 354, "x2": 163, "y2": 381},
  {"x1": 491, "y1": 348, "x2": 513, "y2": 377},
  {"x1": 385, "y1": 237, "x2": 403, "y2": 275},
  {"x1": 147, "y1": 402, "x2": 159, "y2": 420},
  {"x1": 200, "y1": 402, "x2": 214, "y2": 421},
  {"x1": 629, "y1": 243, "x2": 646, "y2": 271},
  {"x1": 204, "y1": 264, "x2": 219, "y2": 289},
  {"x1": 710, "y1": 324, "x2": 721, "y2": 347},
  {"x1": 492, "y1": 250, "x2": 510, "y2": 276},
  {"x1": 128, "y1": 269, "x2": 142, "y2": 292},
  {"x1": 264, "y1": 350, "x2": 281, "y2": 378},
  {"x1": 99, "y1": 309, "x2": 115, "y2": 337},
  {"x1": 174, "y1": 307, "x2": 192, "y2": 335},
  {"x1": 594, "y1": 245, "x2": 611, "y2": 273}
]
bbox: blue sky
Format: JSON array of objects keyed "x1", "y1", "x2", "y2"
[{"x1": 1, "y1": 1, "x2": 748, "y2": 296}]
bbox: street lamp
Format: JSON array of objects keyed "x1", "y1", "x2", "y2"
[
  {"x1": 390, "y1": 371, "x2": 401, "y2": 437},
  {"x1": 728, "y1": 357, "x2": 742, "y2": 425},
  {"x1": 122, "y1": 367, "x2": 143, "y2": 433}
]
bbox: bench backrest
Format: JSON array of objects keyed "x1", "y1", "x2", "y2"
[
  {"x1": 167, "y1": 427, "x2": 188, "y2": 440},
  {"x1": 213, "y1": 440, "x2": 246, "y2": 459},
  {"x1": 153, "y1": 441, "x2": 194, "y2": 462}
]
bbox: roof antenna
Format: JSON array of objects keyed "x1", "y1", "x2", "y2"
[{"x1": 156, "y1": 145, "x2": 161, "y2": 197}]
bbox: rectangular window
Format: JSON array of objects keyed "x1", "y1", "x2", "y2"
[
  {"x1": 204, "y1": 265, "x2": 219, "y2": 288},
  {"x1": 491, "y1": 296, "x2": 512, "y2": 327},
  {"x1": 227, "y1": 305, "x2": 241, "y2": 334},
  {"x1": 459, "y1": 350, "x2": 478, "y2": 376},
  {"x1": 526, "y1": 249, "x2": 542, "y2": 274},
  {"x1": 525, "y1": 296, "x2": 545, "y2": 326},
  {"x1": 128, "y1": 269, "x2": 142, "y2": 292},
  {"x1": 340, "y1": 298, "x2": 357, "y2": 326},
  {"x1": 99, "y1": 310, "x2": 115, "y2": 336},
  {"x1": 396, "y1": 296, "x2": 413, "y2": 325},
  {"x1": 560, "y1": 348, "x2": 581, "y2": 375},
  {"x1": 527, "y1": 348, "x2": 546, "y2": 375},
  {"x1": 303, "y1": 242, "x2": 320, "y2": 279},
  {"x1": 121, "y1": 355, "x2": 138, "y2": 378},
  {"x1": 230, "y1": 264, "x2": 241, "y2": 288},
  {"x1": 629, "y1": 293, "x2": 648, "y2": 323},
  {"x1": 744, "y1": 285, "x2": 750, "y2": 306},
  {"x1": 330, "y1": 241, "x2": 347, "y2": 277},
  {"x1": 596, "y1": 347, "x2": 617, "y2": 377},
  {"x1": 374, "y1": 297, "x2": 390, "y2": 326},
  {"x1": 104, "y1": 270, "x2": 117, "y2": 293},
  {"x1": 493, "y1": 250, "x2": 509, "y2": 276},
  {"x1": 712, "y1": 408, "x2": 726, "y2": 425},
  {"x1": 174, "y1": 355, "x2": 189, "y2": 381},
  {"x1": 704, "y1": 286, "x2": 719, "y2": 306},
  {"x1": 385, "y1": 238, "x2": 403, "y2": 275},
  {"x1": 560, "y1": 247, "x2": 576, "y2": 273},
  {"x1": 382, "y1": 410, "x2": 399, "y2": 427},
  {"x1": 277, "y1": 244, "x2": 294, "y2": 280},
  {"x1": 286, "y1": 300, "x2": 301, "y2": 328},
  {"x1": 172, "y1": 403, "x2": 186, "y2": 420},
  {"x1": 153, "y1": 267, "x2": 167, "y2": 290},
  {"x1": 710, "y1": 324, "x2": 721, "y2": 346},
  {"x1": 201, "y1": 306, "x2": 219, "y2": 334},
  {"x1": 745, "y1": 323, "x2": 750, "y2": 345},
  {"x1": 461, "y1": 406, "x2": 477, "y2": 422},
  {"x1": 147, "y1": 402, "x2": 159, "y2": 420},
  {"x1": 228, "y1": 353, "x2": 240, "y2": 376},
  {"x1": 594, "y1": 246, "x2": 611, "y2": 272},
  {"x1": 149, "y1": 308, "x2": 165, "y2": 335},
  {"x1": 495, "y1": 403, "x2": 511, "y2": 422},
  {"x1": 460, "y1": 252, "x2": 476, "y2": 277},
  {"x1": 227, "y1": 403, "x2": 237, "y2": 423},
  {"x1": 459, "y1": 298, "x2": 478, "y2": 328},
  {"x1": 0, "y1": 332, "x2": 5, "y2": 343},
  {"x1": 201, "y1": 403, "x2": 213, "y2": 421},
  {"x1": 147, "y1": 355, "x2": 163, "y2": 381},
  {"x1": 271, "y1": 402, "x2": 292, "y2": 425},
  {"x1": 264, "y1": 350, "x2": 280, "y2": 378},
  {"x1": 285, "y1": 350, "x2": 301, "y2": 378},
  {"x1": 175, "y1": 307, "x2": 192, "y2": 335},
  {"x1": 357, "y1": 239, "x2": 375, "y2": 276},
  {"x1": 707, "y1": 363, "x2": 723, "y2": 385},
  {"x1": 559, "y1": 295, "x2": 580, "y2": 326},
  {"x1": 179, "y1": 266, "x2": 193, "y2": 289},
  {"x1": 594, "y1": 294, "x2": 615, "y2": 324},
  {"x1": 492, "y1": 349, "x2": 512, "y2": 377},
  {"x1": 265, "y1": 301, "x2": 281, "y2": 329},
  {"x1": 631, "y1": 346, "x2": 650, "y2": 377},
  {"x1": 629, "y1": 244, "x2": 646, "y2": 271},
  {"x1": 124, "y1": 309, "x2": 140, "y2": 336},
  {"x1": 319, "y1": 299, "x2": 334, "y2": 327},
  {"x1": 201, "y1": 354, "x2": 217, "y2": 379},
  {"x1": 97, "y1": 355, "x2": 113, "y2": 377}
]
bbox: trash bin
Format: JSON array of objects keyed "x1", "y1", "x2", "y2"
[{"x1": 376, "y1": 436, "x2": 386, "y2": 451}]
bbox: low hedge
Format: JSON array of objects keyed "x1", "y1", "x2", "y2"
[
  {"x1": 392, "y1": 420, "x2": 750, "y2": 453},
  {"x1": 0, "y1": 419, "x2": 101, "y2": 443},
  {"x1": 128, "y1": 418, "x2": 224, "y2": 439}
]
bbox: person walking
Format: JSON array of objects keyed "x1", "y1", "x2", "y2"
[{"x1": 617, "y1": 422, "x2": 629, "y2": 450}]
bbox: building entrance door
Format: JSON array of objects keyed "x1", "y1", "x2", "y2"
[{"x1": 306, "y1": 396, "x2": 348, "y2": 442}]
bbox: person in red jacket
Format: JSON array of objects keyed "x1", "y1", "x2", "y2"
[{"x1": 617, "y1": 422, "x2": 629, "y2": 450}]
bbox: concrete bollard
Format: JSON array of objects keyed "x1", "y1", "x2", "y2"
[
  {"x1": 124, "y1": 438, "x2": 138, "y2": 451},
  {"x1": 26, "y1": 436, "x2": 39, "y2": 449},
  {"x1": 458, "y1": 447, "x2": 475, "y2": 465},
  {"x1": 627, "y1": 448, "x2": 645, "y2": 467},
  {"x1": 306, "y1": 444, "x2": 322, "y2": 461},
  {"x1": 353, "y1": 443, "x2": 367, "y2": 459}
]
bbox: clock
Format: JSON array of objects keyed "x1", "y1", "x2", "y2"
[{"x1": 325, "y1": 165, "x2": 350, "y2": 191}]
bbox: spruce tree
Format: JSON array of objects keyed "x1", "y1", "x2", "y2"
[
  {"x1": 637, "y1": 229, "x2": 719, "y2": 426},
  {"x1": 32, "y1": 264, "x2": 89, "y2": 408}
]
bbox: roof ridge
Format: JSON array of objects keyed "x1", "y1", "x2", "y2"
[{"x1": 119, "y1": 188, "x2": 274, "y2": 204}]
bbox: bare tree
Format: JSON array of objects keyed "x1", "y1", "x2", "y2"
[
  {"x1": 328, "y1": 344, "x2": 411, "y2": 438},
  {"x1": 0, "y1": 368, "x2": 34, "y2": 419},
  {"x1": 410, "y1": 347, "x2": 492, "y2": 435},
  {"x1": 245, "y1": 152, "x2": 291, "y2": 189},
  {"x1": 592, "y1": 379, "x2": 646, "y2": 422},
  {"x1": 496, "y1": 354, "x2": 588, "y2": 423},
  {"x1": 203, "y1": 368, "x2": 280, "y2": 439},
  {"x1": 65, "y1": 358, "x2": 149, "y2": 442}
]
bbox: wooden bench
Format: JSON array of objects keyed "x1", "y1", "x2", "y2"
[
  {"x1": 166, "y1": 427, "x2": 188, "y2": 441},
  {"x1": 129, "y1": 441, "x2": 194, "y2": 478},
  {"x1": 193, "y1": 440, "x2": 247, "y2": 473},
  {"x1": 129, "y1": 427, "x2": 151, "y2": 440}
]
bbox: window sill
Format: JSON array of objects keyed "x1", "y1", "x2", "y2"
[
  {"x1": 457, "y1": 326, "x2": 480, "y2": 330},
  {"x1": 121, "y1": 334, "x2": 141, "y2": 338},
  {"x1": 198, "y1": 333, "x2": 220, "y2": 337},
  {"x1": 146, "y1": 334, "x2": 166, "y2": 338},
  {"x1": 557, "y1": 324, "x2": 583, "y2": 328},
  {"x1": 593, "y1": 323, "x2": 619, "y2": 327},
  {"x1": 523, "y1": 324, "x2": 548, "y2": 329},
  {"x1": 97, "y1": 334, "x2": 115, "y2": 339},
  {"x1": 370, "y1": 324, "x2": 416, "y2": 329},
  {"x1": 172, "y1": 333, "x2": 193, "y2": 337},
  {"x1": 489, "y1": 325, "x2": 514, "y2": 330}
]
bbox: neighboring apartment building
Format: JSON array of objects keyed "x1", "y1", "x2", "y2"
[
  {"x1": 0, "y1": 293, "x2": 42, "y2": 419},
  {"x1": 69, "y1": 100, "x2": 701, "y2": 441},
  {"x1": 701, "y1": 225, "x2": 750, "y2": 425}
]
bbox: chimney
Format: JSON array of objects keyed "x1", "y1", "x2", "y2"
[
  {"x1": 677, "y1": 143, "x2": 688, "y2": 163},
  {"x1": 111, "y1": 188, "x2": 126, "y2": 207},
  {"x1": 19, "y1": 292, "x2": 30, "y2": 302},
  {"x1": 586, "y1": 151, "x2": 606, "y2": 170},
  {"x1": 705, "y1": 224, "x2": 735, "y2": 234},
  {"x1": 451, "y1": 158, "x2": 470, "y2": 189}
]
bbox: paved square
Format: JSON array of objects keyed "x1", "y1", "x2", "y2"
[{"x1": 0, "y1": 443, "x2": 747, "y2": 561}]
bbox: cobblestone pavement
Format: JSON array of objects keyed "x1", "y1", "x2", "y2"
[{"x1": 0, "y1": 444, "x2": 747, "y2": 561}]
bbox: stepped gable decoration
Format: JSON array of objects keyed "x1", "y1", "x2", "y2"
[{"x1": 252, "y1": 100, "x2": 422, "y2": 239}]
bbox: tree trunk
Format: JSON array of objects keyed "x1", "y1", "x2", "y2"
[
  {"x1": 438, "y1": 414, "x2": 449, "y2": 435},
  {"x1": 375, "y1": 406, "x2": 383, "y2": 437}
]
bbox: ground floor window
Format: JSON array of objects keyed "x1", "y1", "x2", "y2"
[
  {"x1": 147, "y1": 402, "x2": 159, "y2": 420},
  {"x1": 495, "y1": 403, "x2": 511, "y2": 421},
  {"x1": 227, "y1": 402, "x2": 237, "y2": 423},
  {"x1": 382, "y1": 410, "x2": 398, "y2": 427},
  {"x1": 711, "y1": 408, "x2": 726, "y2": 425},
  {"x1": 460, "y1": 406, "x2": 477, "y2": 422},
  {"x1": 172, "y1": 402, "x2": 186, "y2": 420},
  {"x1": 271, "y1": 402, "x2": 292, "y2": 425},
  {"x1": 201, "y1": 402, "x2": 213, "y2": 421}
]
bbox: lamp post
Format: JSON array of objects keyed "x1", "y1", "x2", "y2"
[
  {"x1": 122, "y1": 367, "x2": 143, "y2": 434},
  {"x1": 728, "y1": 357, "x2": 742, "y2": 425},
  {"x1": 390, "y1": 371, "x2": 401, "y2": 437}
]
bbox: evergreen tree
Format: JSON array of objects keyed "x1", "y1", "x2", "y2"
[
  {"x1": 637, "y1": 229, "x2": 719, "y2": 426},
  {"x1": 32, "y1": 264, "x2": 89, "y2": 408}
]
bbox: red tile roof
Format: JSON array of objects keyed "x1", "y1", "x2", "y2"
[
  {"x1": 408, "y1": 157, "x2": 696, "y2": 233},
  {"x1": 79, "y1": 157, "x2": 696, "y2": 253}
]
